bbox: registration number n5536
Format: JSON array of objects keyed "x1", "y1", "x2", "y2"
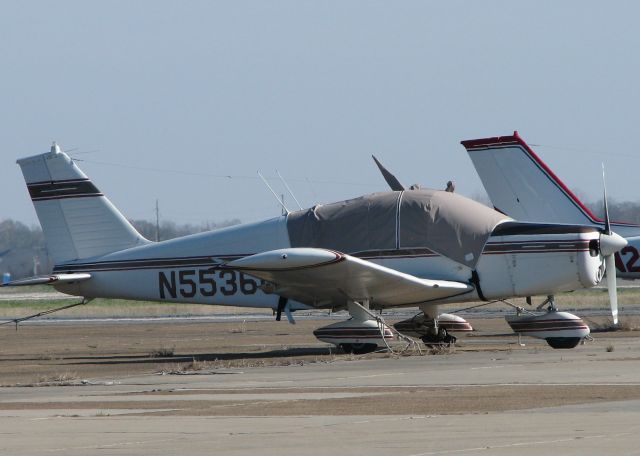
[{"x1": 158, "y1": 268, "x2": 261, "y2": 299}]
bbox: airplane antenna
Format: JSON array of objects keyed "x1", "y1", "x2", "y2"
[
  {"x1": 257, "y1": 171, "x2": 290, "y2": 214},
  {"x1": 277, "y1": 170, "x2": 303, "y2": 210},
  {"x1": 155, "y1": 199, "x2": 161, "y2": 242}
]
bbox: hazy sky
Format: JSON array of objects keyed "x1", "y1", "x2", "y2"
[{"x1": 2, "y1": 1, "x2": 640, "y2": 226}]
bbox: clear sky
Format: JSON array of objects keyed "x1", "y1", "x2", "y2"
[{"x1": 2, "y1": 1, "x2": 639, "y2": 226}]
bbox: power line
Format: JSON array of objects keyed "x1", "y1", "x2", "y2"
[
  {"x1": 531, "y1": 144, "x2": 640, "y2": 160},
  {"x1": 73, "y1": 158, "x2": 374, "y2": 187}
]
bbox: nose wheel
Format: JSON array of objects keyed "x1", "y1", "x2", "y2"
[
  {"x1": 545, "y1": 337, "x2": 582, "y2": 349},
  {"x1": 505, "y1": 295, "x2": 590, "y2": 349},
  {"x1": 420, "y1": 326, "x2": 457, "y2": 346}
]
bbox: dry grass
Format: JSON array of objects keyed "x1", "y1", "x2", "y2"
[
  {"x1": 0, "y1": 286, "x2": 277, "y2": 318},
  {"x1": 158, "y1": 353, "x2": 373, "y2": 375},
  {"x1": 34, "y1": 353, "x2": 60, "y2": 361},
  {"x1": 149, "y1": 347, "x2": 175, "y2": 358},
  {"x1": 587, "y1": 316, "x2": 640, "y2": 333},
  {"x1": 30, "y1": 371, "x2": 80, "y2": 386},
  {"x1": 426, "y1": 344, "x2": 456, "y2": 355},
  {"x1": 0, "y1": 301, "x2": 275, "y2": 319},
  {"x1": 158, "y1": 358, "x2": 269, "y2": 375},
  {"x1": 156, "y1": 343, "x2": 449, "y2": 376},
  {"x1": 588, "y1": 320, "x2": 619, "y2": 333},
  {"x1": 619, "y1": 316, "x2": 640, "y2": 331},
  {"x1": 229, "y1": 320, "x2": 247, "y2": 333}
]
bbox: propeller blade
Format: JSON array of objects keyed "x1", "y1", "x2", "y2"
[
  {"x1": 372, "y1": 155, "x2": 405, "y2": 191},
  {"x1": 600, "y1": 232, "x2": 625, "y2": 326},
  {"x1": 600, "y1": 163, "x2": 622, "y2": 326},
  {"x1": 605, "y1": 254, "x2": 619, "y2": 325},
  {"x1": 602, "y1": 164, "x2": 611, "y2": 235}
]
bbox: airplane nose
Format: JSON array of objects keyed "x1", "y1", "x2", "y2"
[{"x1": 599, "y1": 231, "x2": 627, "y2": 257}]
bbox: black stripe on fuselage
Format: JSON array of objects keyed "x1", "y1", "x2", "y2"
[
  {"x1": 492, "y1": 221, "x2": 599, "y2": 236},
  {"x1": 52, "y1": 236, "x2": 593, "y2": 274},
  {"x1": 53, "y1": 254, "x2": 247, "y2": 273},
  {"x1": 353, "y1": 248, "x2": 437, "y2": 259},
  {"x1": 353, "y1": 240, "x2": 591, "y2": 259},
  {"x1": 482, "y1": 240, "x2": 590, "y2": 255},
  {"x1": 28, "y1": 179, "x2": 103, "y2": 201}
]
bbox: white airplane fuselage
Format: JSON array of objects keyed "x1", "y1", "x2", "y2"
[{"x1": 53, "y1": 216, "x2": 604, "y2": 311}]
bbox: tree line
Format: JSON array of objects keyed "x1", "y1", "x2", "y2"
[{"x1": 0, "y1": 218, "x2": 239, "y2": 279}]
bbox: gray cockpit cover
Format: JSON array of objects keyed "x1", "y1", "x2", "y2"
[{"x1": 286, "y1": 190, "x2": 509, "y2": 268}]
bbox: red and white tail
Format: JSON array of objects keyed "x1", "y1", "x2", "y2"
[
  {"x1": 17, "y1": 143, "x2": 149, "y2": 264},
  {"x1": 463, "y1": 132, "x2": 602, "y2": 225}
]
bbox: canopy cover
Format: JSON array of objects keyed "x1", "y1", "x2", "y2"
[{"x1": 286, "y1": 190, "x2": 509, "y2": 268}]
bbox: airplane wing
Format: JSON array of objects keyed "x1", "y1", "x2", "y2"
[
  {"x1": 222, "y1": 248, "x2": 474, "y2": 308},
  {"x1": 1, "y1": 273, "x2": 91, "y2": 287}
]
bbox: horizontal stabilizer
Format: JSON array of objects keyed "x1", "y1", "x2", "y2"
[{"x1": 1, "y1": 273, "x2": 91, "y2": 287}]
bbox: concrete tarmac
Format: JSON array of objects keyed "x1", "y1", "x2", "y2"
[{"x1": 2, "y1": 332, "x2": 640, "y2": 455}]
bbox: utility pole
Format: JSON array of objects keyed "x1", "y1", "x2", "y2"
[{"x1": 155, "y1": 199, "x2": 160, "y2": 242}]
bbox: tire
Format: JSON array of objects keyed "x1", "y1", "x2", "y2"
[
  {"x1": 421, "y1": 327, "x2": 457, "y2": 346},
  {"x1": 340, "y1": 343, "x2": 377, "y2": 354},
  {"x1": 546, "y1": 337, "x2": 581, "y2": 349}
]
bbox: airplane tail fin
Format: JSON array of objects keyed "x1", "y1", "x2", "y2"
[
  {"x1": 17, "y1": 143, "x2": 149, "y2": 265},
  {"x1": 461, "y1": 131, "x2": 599, "y2": 225}
]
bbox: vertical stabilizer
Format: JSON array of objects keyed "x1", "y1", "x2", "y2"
[
  {"x1": 17, "y1": 143, "x2": 149, "y2": 264},
  {"x1": 462, "y1": 132, "x2": 597, "y2": 225}
]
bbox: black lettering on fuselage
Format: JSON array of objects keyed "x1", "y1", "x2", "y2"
[
  {"x1": 179, "y1": 269, "x2": 197, "y2": 298},
  {"x1": 159, "y1": 271, "x2": 177, "y2": 299},
  {"x1": 220, "y1": 270, "x2": 238, "y2": 296},
  {"x1": 199, "y1": 267, "x2": 217, "y2": 296},
  {"x1": 158, "y1": 268, "x2": 264, "y2": 300}
]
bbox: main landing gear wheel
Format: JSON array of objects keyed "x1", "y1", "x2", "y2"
[
  {"x1": 420, "y1": 327, "x2": 457, "y2": 346},
  {"x1": 506, "y1": 297, "x2": 590, "y2": 350},
  {"x1": 546, "y1": 337, "x2": 582, "y2": 349},
  {"x1": 340, "y1": 343, "x2": 378, "y2": 354}
]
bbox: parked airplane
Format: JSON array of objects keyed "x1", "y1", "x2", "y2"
[
  {"x1": 463, "y1": 132, "x2": 640, "y2": 280},
  {"x1": 2, "y1": 143, "x2": 627, "y2": 350}
]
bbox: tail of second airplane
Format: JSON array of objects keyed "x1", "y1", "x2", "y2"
[
  {"x1": 17, "y1": 143, "x2": 150, "y2": 265},
  {"x1": 462, "y1": 131, "x2": 606, "y2": 225},
  {"x1": 462, "y1": 132, "x2": 640, "y2": 277}
]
